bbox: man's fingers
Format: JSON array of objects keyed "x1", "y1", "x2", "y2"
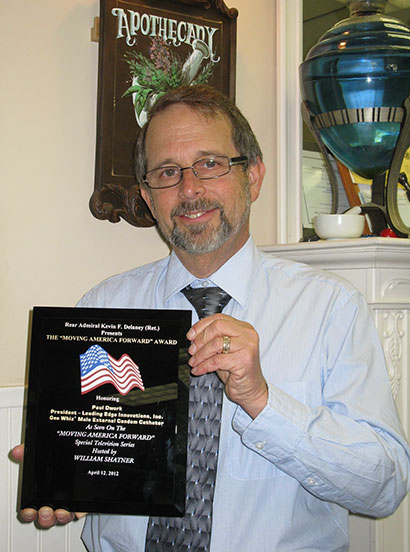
[
  {"x1": 11, "y1": 444, "x2": 24, "y2": 462},
  {"x1": 20, "y1": 507, "x2": 37, "y2": 523},
  {"x1": 55, "y1": 509, "x2": 75, "y2": 524},
  {"x1": 186, "y1": 313, "x2": 228, "y2": 341},
  {"x1": 188, "y1": 316, "x2": 240, "y2": 354},
  {"x1": 20, "y1": 506, "x2": 57, "y2": 528},
  {"x1": 189, "y1": 335, "x2": 235, "y2": 371},
  {"x1": 37, "y1": 506, "x2": 57, "y2": 528},
  {"x1": 20, "y1": 506, "x2": 76, "y2": 527}
]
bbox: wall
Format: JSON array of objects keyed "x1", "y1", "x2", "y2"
[{"x1": 0, "y1": 0, "x2": 277, "y2": 388}]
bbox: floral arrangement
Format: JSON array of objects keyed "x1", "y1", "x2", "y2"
[{"x1": 122, "y1": 37, "x2": 214, "y2": 121}]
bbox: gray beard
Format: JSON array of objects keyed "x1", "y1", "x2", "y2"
[{"x1": 157, "y1": 194, "x2": 251, "y2": 255}]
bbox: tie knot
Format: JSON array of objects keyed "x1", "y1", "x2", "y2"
[{"x1": 181, "y1": 285, "x2": 231, "y2": 318}]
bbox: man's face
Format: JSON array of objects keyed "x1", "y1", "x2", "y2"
[{"x1": 140, "y1": 104, "x2": 261, "y2": 259}]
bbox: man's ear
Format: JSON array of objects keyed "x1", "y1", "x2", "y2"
[
  {"x1": 247, "y1": 157, "x2": 265, "y2": 203},
  {"x1": 140, "y1": 185, "x2": 157, "y2": 220}
]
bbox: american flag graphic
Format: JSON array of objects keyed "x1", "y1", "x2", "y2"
[{"x1": 79, "y1": 344, "x2": 145, "y2": 395}]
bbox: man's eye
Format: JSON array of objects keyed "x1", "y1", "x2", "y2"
[
  {"x1": 204, "y1": 159, "x2": 217, "y2": 168},
  {"x1": 160, "y1": 167, "x2": 179, "y2": 179},
  {"x1": 200, "y1": 158, "x2": 221, "y2": 170}
]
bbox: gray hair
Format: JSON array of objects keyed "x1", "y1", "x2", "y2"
[{"x1": 133, "y1": 85, "x2": 263, "y2": 187}]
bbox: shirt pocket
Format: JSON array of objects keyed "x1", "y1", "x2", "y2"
[{"x1": 226, "y1": 381, "x2": 308, "y2": 481}]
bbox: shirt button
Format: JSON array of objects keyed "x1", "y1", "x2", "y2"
[
  {"x1": 307, "y1": 477, "x2": 317, "y2": 486},
  {"x1": 255, "y1": 442, "x2": 265, "y2": 450},
  {"x1": 201, "y1": 280, "x2": 209, "y2": 287}
]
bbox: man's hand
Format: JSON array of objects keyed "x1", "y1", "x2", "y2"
[
  {"x1": 11, "y1": 445, "x2": 85, "y2": 527},
  {"x1": 186, "y1": 314, "x2": 268, "y2": 419}
]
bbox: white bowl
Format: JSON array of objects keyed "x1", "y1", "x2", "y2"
[{"x1": 313, "y1": 214, "x2": 365, "y2": 240}]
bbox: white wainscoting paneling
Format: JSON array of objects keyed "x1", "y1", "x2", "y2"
[{"x1": 0, "y1": 387, "x2": 86, "y2": 552}]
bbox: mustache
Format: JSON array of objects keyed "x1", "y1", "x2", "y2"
[{"x1": 171, "y1": 199, "x2": 222, "y2": 218}]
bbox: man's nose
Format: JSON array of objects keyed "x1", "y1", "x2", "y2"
[{"x1": 178, "y1": 167, "x2": 206, "y2": 199}]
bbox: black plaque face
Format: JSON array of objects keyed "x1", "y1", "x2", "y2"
[{"x1": 21, "y1": 306, "x2": 191, "y2": 516}]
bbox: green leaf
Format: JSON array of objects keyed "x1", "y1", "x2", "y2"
[
  {"x1": 121, "y1": 84, "x2": 143, "y2": 98},
  {"x1": 133, "y1": 88, "x2": 154, "y2": 117}
]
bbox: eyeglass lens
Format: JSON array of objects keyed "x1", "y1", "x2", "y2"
[{"x1": 146, "y1": 156, "x2": 233, "y2": 189}]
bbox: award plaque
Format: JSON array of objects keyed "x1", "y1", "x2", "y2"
[{"x1": 21, "y1": 306, "x2": 191, "y2": 516}]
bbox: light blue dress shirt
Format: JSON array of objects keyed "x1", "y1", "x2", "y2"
[{"x1": 78, "y1": 237, "x2": 410, "y2": 552}]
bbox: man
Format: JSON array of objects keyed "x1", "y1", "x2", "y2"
[{"x1": 14, "y1": 85, "x2": 410, "y2": 551}]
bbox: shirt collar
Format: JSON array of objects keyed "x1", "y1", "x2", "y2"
[{"x1": 163, "y1": 237, "x2": 260, "y2": 308}]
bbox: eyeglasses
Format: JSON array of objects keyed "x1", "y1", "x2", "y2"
[{"x1": 143, "y1": 155, "x2": 248, "y2": 189}]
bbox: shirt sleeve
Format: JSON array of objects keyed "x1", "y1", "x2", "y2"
[{"x1": 232, "y1": 292, "x2": 410, "y2": 517}]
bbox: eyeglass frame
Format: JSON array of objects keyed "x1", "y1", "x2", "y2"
[{"x1": 142, "y1": 155, "x2": 249, "y2": 189}]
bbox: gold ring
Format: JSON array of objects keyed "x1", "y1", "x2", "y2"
[{"x1": 222, "y1": 336, "x2": 231, "y2": 354}]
